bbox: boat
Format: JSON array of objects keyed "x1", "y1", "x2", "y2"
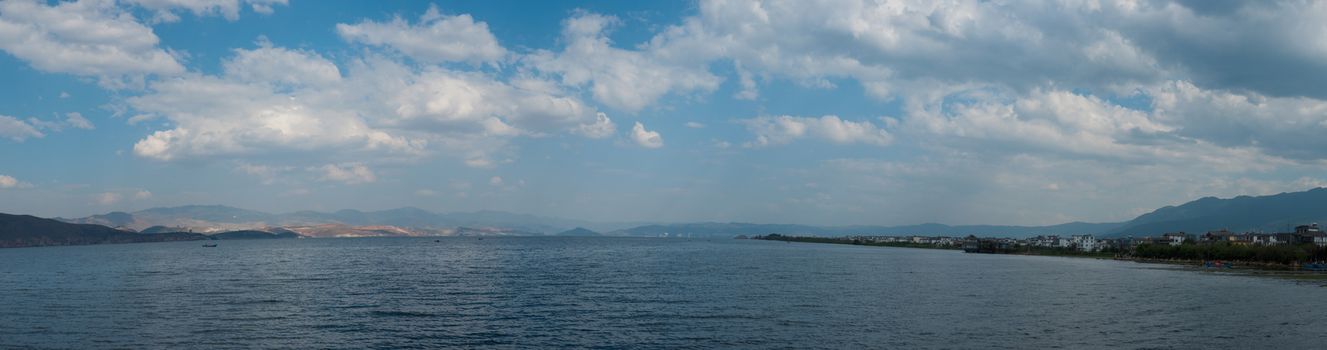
[{"x1": 202, "y1": 243, "x2": 218, "y2": 247}]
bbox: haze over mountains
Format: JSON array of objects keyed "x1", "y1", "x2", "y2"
[
  {"x1": 60, "y1": 205, "x2": 637, "y2": 236},
  {"x1": 36, "y1": 187, "x2": 1327, "y2": 240}
]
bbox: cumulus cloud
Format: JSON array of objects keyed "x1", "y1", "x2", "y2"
[
  {"x1": 128, "y1": 43, "x2": 609, "y2": 171},
  {"x1": 317, "y1": 163, "x2": 376, "y2": 184},
  {"x1": 223, "y1": 41, "x2": 342, "y2": 86},
  {"x1": 892, "y1": 82, "x2": 1324, "y2": 172},
  {"x1": 742, "y1": 115, "x2": 892, "y2": 147},
  {"x1": 631, "y1": 122, "x2": 663, "y2": 149},
  {"x1": 527, "y1": 12, "x2": 721, "y2": 112},
  {"x1": 1147, "y1": 81, "x2": 1327, "y2": 160},
  {"x1": 574, "y1": 112, "x2": 616, "y2": 138},
  {"x1": 583, "y1": 0, "x2": 1327, "y2": 108},
  {"x1": 128, "y1": 63, "x2": 425, "y2": 161},
  {"x1": 337, "y1": 4, "x2": 505, "y2": 64},
  {"x1": 0, "y1": 115, "x2": 43, "y2": 142},
  {"x1": 0, "y1": 0, "x2": 184, "y2": 87}
]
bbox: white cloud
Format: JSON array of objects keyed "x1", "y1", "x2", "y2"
[
  {"x1": 59, "y1": 91, "x2": 70, "y2": 99},
  {"x1": 65, "y1": 112, "x2": 94, "y2": 130},
  {"x1": 528, "y1": 12, "x2": 721, "y2": 112},
  {"x1": 26, "y1": 113, "x2": 93, "y2": 132},
  {"x1": 489, "y1": 176, "x2": 503, "y2": 186},
  {"x1": 684, "y1": 121, "x2": 705, "y2": 129},
  {"x1": 742, "y1": 115, "x2": 892, "y2": 147},
  {"x1": 1147, "y1": 80, "x2": 1327, "y2": 160},
  {"x1": 127, "y1": 48, "x2": 424, "y2": 162},
  {"x1": 133, "y1": 190, "x2": 152, "y2": 199},
  {"x1": 414, "y1": 188, "x2": 437, "y2": 197},
  {"x1": 317, "y1": 163, "x2": 376, "y2": 184},
  {"x1": 631, "y1": 122, "x2": 663, "y2": 149},
  {"x1": 0, "y1": 0, "x2": 184, "y2": 87},
  {"x1": 574, "y1": 112, "x2": 616, "y2": 138},
  {"x1": 894, "y1": 82, "x2": 1317, "y2": 175},
  {"x1": 223, "y1": 43, "x2": 342, "y2": 86},
  {"x1": 250, "y1": 2, "x2": 276, "y2": 15},
  {"x1": 129, "y1": 44, "x2": 611, "y2": 170},
  {"x1": 641, "y1": 0, "x2": 1168, "y2": 100},
  {"x1": 0, "y1": 115, "x2": 43, "y2": 142},
  {"x1": 336, "y1": 4, "x2": 505, "y2": 64},
  {"x1": 124, "y1": 0, "x2": 287, "y2": 22}
]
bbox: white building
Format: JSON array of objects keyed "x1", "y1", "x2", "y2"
[
  {"x1": 1162, "y1": 232, "x2": 1187, "y2": 246},
  {"x1": 1070, "y1": 235, "x2": 1097, "y2": 252}
]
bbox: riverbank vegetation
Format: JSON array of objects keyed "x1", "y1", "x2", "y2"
[{"x1": 1130, "y1": 242, "x2": 1327, "y2": 265}]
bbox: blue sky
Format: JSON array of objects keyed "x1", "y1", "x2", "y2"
[{"x1": 4, "y1": 0, "x2": 1327, "y2": 226}]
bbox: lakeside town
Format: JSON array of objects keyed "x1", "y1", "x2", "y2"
[{"x1": 749, "y1": 224, "x2": 1327, "y2": 269}]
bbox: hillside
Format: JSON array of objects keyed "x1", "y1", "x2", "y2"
[
  {"x1": 0, "y1": 213, "x2": 207, "y2": 248},
  {"x1": 208, "y1": 230, "x2": 300, "y2": 240},
  {"x1": 1103, "y1": 188, "x2": 1327, "y2": 237}
]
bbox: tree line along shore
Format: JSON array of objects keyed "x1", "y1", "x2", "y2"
[{"x1": 747, "y1": 228, "x2": 1327, "y2": 271}]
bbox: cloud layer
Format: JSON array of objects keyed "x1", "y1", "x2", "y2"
[{"x1": 6, "y1": 0, "x2": 1327, "y2": 225}]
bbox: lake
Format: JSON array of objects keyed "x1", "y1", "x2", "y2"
[{"x1": 0, "y1": 237, "x2": 1323, "y2": 349}]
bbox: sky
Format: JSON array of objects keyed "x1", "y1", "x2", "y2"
[{"x1": 3, "y1": 0, "x2": 1327, "y2": 226}]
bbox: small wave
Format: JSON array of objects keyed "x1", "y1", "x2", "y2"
[{"x1": 370, "y1": 310, "x2": 438, "y2": 318}]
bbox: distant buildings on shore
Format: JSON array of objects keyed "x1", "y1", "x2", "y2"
[
  {"x1": 837, "y1": 223, "x2": 1327, "y2": 254},
  {"x1": 1125, "y1": 224, "x2": 1327, "y2": 248}
]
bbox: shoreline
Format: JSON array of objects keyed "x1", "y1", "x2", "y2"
[{"x1": 754, "y1": 235, "x2": 1327, "y2": 277}]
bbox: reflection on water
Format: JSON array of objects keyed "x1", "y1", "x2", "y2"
[{"x1": 0, "y1": 237, "x2": 1323, "y2": 349}]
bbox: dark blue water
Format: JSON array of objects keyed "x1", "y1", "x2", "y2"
[{"x1": 0, "y1": 237, "x2": 1323, "y2": 349}]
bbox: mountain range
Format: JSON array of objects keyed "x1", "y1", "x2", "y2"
[
  {"x1": 15, "y1": 187, "x2": 1327, "y2": 244},
  {"x1": 1100, "y1": 187, "x2": 1327, "y2": 237},
  {"x1": 60, "y1": 205, "x2": 639, "y2": 234},
  {"x1": 0, "y1": 213, "x2": 274, "y2": 248}
]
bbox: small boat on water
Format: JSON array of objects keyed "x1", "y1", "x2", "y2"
[{"x1": 202, "y1": 243, "x2": 218, "y2": 247}]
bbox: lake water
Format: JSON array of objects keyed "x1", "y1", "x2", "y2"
[{"x1": 0, "y1": 237, "x2": 1323, "y2": 349}]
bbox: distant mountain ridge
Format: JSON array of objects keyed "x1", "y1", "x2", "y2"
[
  {"x1": 62, "y1": 205, "x2": 632, "y2": 234},
  {"x1": 0, "y1": 213, "x2": 207, "y2": 248},
  {"x1": 64, "y1": 205, "x2": 1126, "y2": 238},
  {"x1": 50, "y1": 187, "x2": 1327, "y2": 240},
  {"x1": 1102, "y1": 187, "x2": 1327, "y2": 237}
]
